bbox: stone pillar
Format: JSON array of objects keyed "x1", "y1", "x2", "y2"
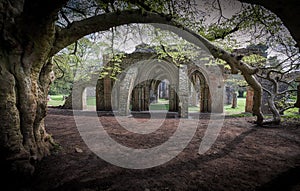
[
  {"x1": 140, "y1": 85, "x2": 149, "y2": 111},
  {"x1": 138, "y1": 86, "x2": 143, "y2": 111},
  {"x1": 200, "y1": 85, "x2": 210, "y2": 112},
  {"x1": 155, "y1": 80, "x2": 161, "y2": 103},
  {"x1": 82, "y1": 88, "x2": 87, "y2": 110},
  {"x1": 294, "y1": 77, "x2": 300, "y2": 108},
  {"x1": 144, "y1": 82, "x2": 150, "y2": 111},
  {"x1": 200, "y1": 86, "x2": 205, "y2": 112},
  {"x1": 231, "y1": 92, "x2": 237, "y2": 108},
  {"x1": 245, "y1": 86, "x2": 254, "y2": 113},
  {"x1": 153, "y1": 82, "x2": 159, "y2": 104},
  {"x1": 131, "y1": 87, "x2": 140, "y2": 111},
  {"x1": 165, "y1": 81, "x2": 169, "y2": 98},
  {"x1": 96, "y1": 77, "x2": 113, "y2": 111},
  {"x1": 96, "y1": 78, "x2": 105, "y2": 111},
  {"x1": 111, "y1": 80, "x2": 119, "y2": 111},
  {"x1": 178, "y1": 65, "x2": 189, "y2": 118},
  {"x1": 207, "y1": 86, "x2": 212, "y2": 112},
  {"x1": 225, "y1": 86, "x2": 233, "y2": 105},
  {"x1": 189, "y1": 82, "x2": 198, "y2": 106},
  {"x1": 169, "y1": 84, "x2": 178, "y2": 112},
  {"x1": 118, "y1": 67, "x2": 137, "y2": 116},
  {"x1": 104, "y1": 77, "x2": 112, "y2": 111},
  {"x1": 71, "y1": 85, "x2": 84, "y2": 110}
]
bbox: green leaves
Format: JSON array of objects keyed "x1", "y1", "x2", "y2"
[
  {"x1": 99, "y1": 53, "x2": 125, "y2": 80},
  {"x1": 242, "y1": 54, "x2": 266, "y2": 67}
]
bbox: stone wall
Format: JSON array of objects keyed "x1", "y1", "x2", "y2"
[{"x1": 71, "y1": 44, "x2": 225, "y2": 116}]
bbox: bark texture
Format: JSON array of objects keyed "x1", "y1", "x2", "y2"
[{"x1": 0, "y1": 1, "x2": 58, "y2": 175}]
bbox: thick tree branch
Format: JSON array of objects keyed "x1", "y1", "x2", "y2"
[{"x1": 51, "y1": 10, "x2": 174, "y2": 56}]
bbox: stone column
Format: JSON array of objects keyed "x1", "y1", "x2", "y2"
[
  {"x1": 144, "y1": 82, "x2": 150, "y2": 111},
  {"x1": 71, "y1": 85, "x2": 84, "y2": 110},
  {"x1": 189, "y1": 82, "x2": 198, "y2": 107},
  {"x1": 225, "y1": 86, "x2": 233, "y2": 105},
  {"x1": 140, "y1": 86, "x2": 146, "y2": 111},
  {"x1": 118, "y1": 67, "x2": 137, "y2": 116},
  {"x1": 294, "y1": 76, "x2": 300, "y2": 109},
  {"x1": 200, "y1": 85, "x2": 210, "y2": 112},
  {"x1": 131, "y1": 87, "x2": 140, "y2": 111},
  {"x1": 96, "y1": 77, "x2": 113, "y2": 111},
  {"x1": 96, "y1": 78, "x2": 105, "y2": 111},
  {"x1": 153, "y1": 81, "x2": 159, "y2": 104},
  {"x1": 111, "y1": 79, "x2": 120, "y2": 111},
  {"x1": 207, "y1": 86, "x2": 212, "y2": 112},
  {"x1": 165, "y1": 82, "x2": 169, "y2": 98},
  {"x1": 178, "y1": 65, "x2": 189, "y2": 118},
  {"x1": 82, "y1": 88, "x2": 87, "y2": 110},
  {"x1": 245, "y1": 86, "x2": 254, "y2": 113},
  {"x1": 169, "y1": 84, "x2": 177, "y2": 112},
  {"x1": 231, "y1": 92, "x2": 237, "y2": 108},
  {"x1": 154, "y1": 87, "x2": 159, "y2": 103},
  {"x1": 200, "y1": 86, "x2": 205, "y2": 112},
  {"x1": 104, "y1": 77, "x2": 112, "y2": 111}
]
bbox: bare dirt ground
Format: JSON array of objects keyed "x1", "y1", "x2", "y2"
[{"x1": 13, "y1": 108, "x2": 300, "y2": 191}]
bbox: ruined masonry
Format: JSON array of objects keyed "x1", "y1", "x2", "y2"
[{"x1": 72, "y1": 44, "x2": 225, "y2": 117}]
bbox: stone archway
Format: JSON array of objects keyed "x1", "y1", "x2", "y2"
[
  {"x1": 189, "y1": 70, "x2": 211, "y2": 113},
  {"x1": 64, "y1": 74, "x2": 98, "y2": 110},
  {"x1": 187, "y1": 63, "x2": 224, "y2": 113},
  {"x1": 146, "y1": 79, "x2": 170, "y2": 110},
  {"x1": 95, "y1": 44, "x2": 224, "y2": 116},
  {"x1": 95, "y1": 49, "x2": 181, "y2": 115},
  {"x1": 131, "y1": 58, "x2": 180, "y2": 114}
]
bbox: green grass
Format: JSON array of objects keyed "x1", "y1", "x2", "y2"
[
  {"x1": 284, "y1": 107, "x2": 299, "y2": 115},
  {"x1": 149, "y1": 99, "x2": 169, "y2": 110},
  {"x1": 48, "y1": 95, "x2": 96, "y2": 107},
  {"x1": 47, "y1": 95, "x2": 300, "y2": 118},
  {"x1": 224, "y1": 98, "x2": 246, "y2": 114},
  {"x1": 47, "y1": 95, "x2": 248, "y2": 114},
  {"x1": 50, "y1": 95, "x2": 65, "y2": 101},
  {"x1": 188, "y1": 106, "x2": 200, "y2": 112},
  {"x1": 227, "y1": 113, "x2": 254, "y2": 118},
  {"x1": 282, "y1": 107, "x2": 300, "y2": 119},
  {"x1": 48, "y1": 95, "x2": 65, "y2": 106},
  {"x1": 149, "y1": 103, "x2": 169, "y2": 110},
  {"x1": 87, "y1": 97, "x2": 96, "y2": 106}
]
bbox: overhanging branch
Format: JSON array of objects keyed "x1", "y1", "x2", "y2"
[
  {"x1": 50, "y1": 9, "x2": 264, "y2": 124},
  {"x1": 51, "y1": 9, "x2": 173, "y2": 56}
]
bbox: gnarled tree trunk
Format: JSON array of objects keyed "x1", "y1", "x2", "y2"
[
  {"x1": 0, "y1": 1, "x2": 59, "y2": 176},
  {"x1": 0, "y1": 53, "x2": 54, "y2": 175}
]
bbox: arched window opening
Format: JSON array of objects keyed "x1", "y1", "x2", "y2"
[{"x1": 149, "y1": 79, "x2": 170, "y2": 112}]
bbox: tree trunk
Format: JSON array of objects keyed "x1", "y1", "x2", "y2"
[
  {"x1": 0, "y1": 50, "x2": 55, "y2": 175},
  {"x1": 0, "y1": 1, "x2": 58, "y2": 176},
  {"x1": 62, "y1": 94, "x2": 73, "y2": 109},
  {"x1": 267, "y1": 94, "x2": 281, "y2": 124}
]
